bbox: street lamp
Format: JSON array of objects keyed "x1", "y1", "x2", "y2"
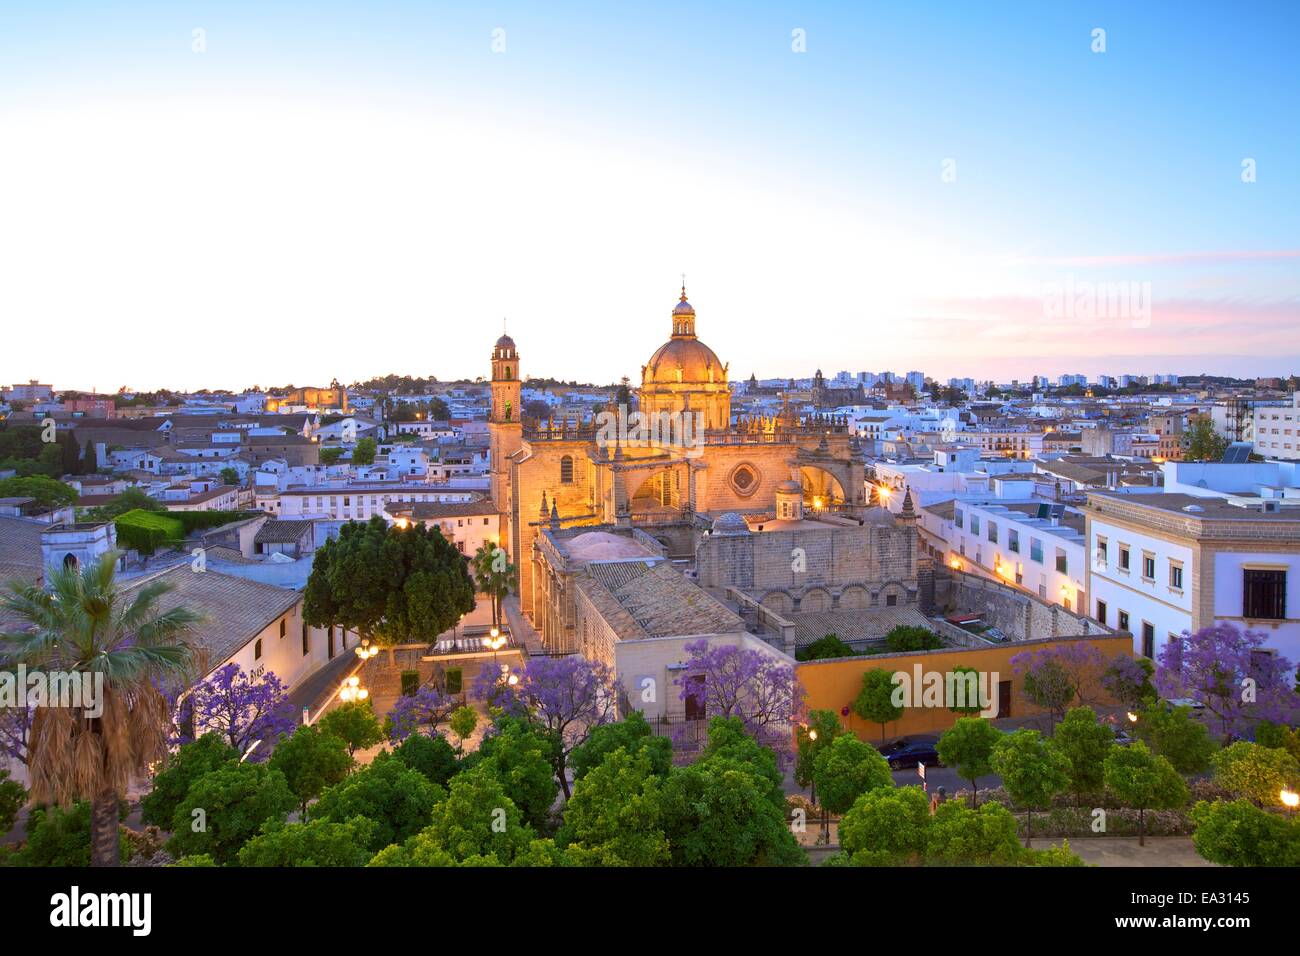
[
  {"x1": 355, "y1": 639, "x2": 380, "y2": 660},
  {"x1": 339, "y1": 674, "x2": 369, "y2": 702},
  {"x1": 1281, "y1": 788, "x2": 1299, "y2": 813},
  {"x1": 486, "y1": 626, "x2": 507, "y2": 666}
]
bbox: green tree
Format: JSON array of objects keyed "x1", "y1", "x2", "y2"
[
  {"x1": 797, "y1": 634, "x2": 858, "y2": 661},
  {"x1": 793, "y1": 709, "x2": 842, "y2": 807},
  {"x1": 570, "y1": 711, "x2": 673, "y2": 782},
  {"x1": 1212, "y1": 741, "x2": 1300, "y2": 807},
  {"x1": 1256, "y1": 721, "x2": 1300, "y2": 764},
  {"x1": 927, "y1": 799, "x2": 1026, "y2": 865},
  {"x1": 1190, "y1": 798, "x2": 1300, "y2": 866},
  {"x1": 167, "y1": 762, "x2": 296, "y2": 864},
  {"x1": 0, "y1": 474, "x2": 77, "y2": 508},
  {"x1": 319, "y1": 446, "x2": 344, "y2": 465},
  {"x1": 447, "y1": 705, "x2": 478, "y2": 752},
  {"x1": 390, "y1": 733, "x2": 459, "y2": 788},
  {"x1": 474, "y1": 719, "x2": 559, "y2": 830},
  {"x1": 316, "y1": 700, "x2": 384, "y2": 757},
  {"x1": 303, "y1": 516, "x2": 475, "y2": 649},
  {"x1": 1051, "y1": 707, "x2": 1116, "y2": 802},
  {"x1": 238, "y1": 815, "x2": 377, "y2": 867},
  {"x1": 813, "y1": 733, "x2": 894, "y2": 818},
  {"x1": 311, "y1": 754, "x2": 442, "y2": 852},
  {"x1": 990, "y1": 729, "x2": 1071, "y2": 847},
  {"x1": 660, "y1": 757, "x2": 805, "y2": 867},
  {"x1": 837, "y1": 785, "x2": 931, "y2": 866},
  {"x1": 140, "y1": 734, "x2": 239, "y2": 828},
  {"x1": 938, "y1": 716, "x2": 1004, "y2": 807},
  {"x1": 1185, "y1": 418, "x2": 1228, "y2": 462},
  {"x1": 852, "y1": 668, "x2": 904, "y2": 743},
  {"x1": 218, "y1": 467, "x2": 239, "y2": 487},
  {"x1": 1132, "y1": 704, "x2": 1216, "y2": 775},
  {"x1": 86, "y1": 487, "x2": 164, "y2": 520},
  {"x1": 948, "y1": 665, "x2": 985, "y2": 716},
  {"x1": 0, "y1": 767, "x2": 24, "y2": 835},
  {"x1": 15, "y1": 801, "x2": 127, "y2": 867},
  {"x1": 352, "y1": 437, "x2": 377, "y2": 466},
  {"x1": 371, "y1": 764, "x2": 534, "y2": 866},
  {"x1": 1103, "y1": 741, "x2": 1189, "y2": 846},
  {"x1": 268, "y1": 724, "x2": 354, "y2": 816},
  {"x1": 555, "y1": 747, "x2": 670, "y2": 866},
  {"x1": 1, "y1": 551, "x2": 200, "y2": 866},
  {"x1": 883, "y1": 625, "x2": 941, "y2": 652}
]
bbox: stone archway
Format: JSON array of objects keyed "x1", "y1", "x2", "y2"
[{"x1": 798, "y1": 465, "x2": 847, "y2": 510}]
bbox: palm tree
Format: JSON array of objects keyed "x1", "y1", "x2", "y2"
[
  {"x1": 0, "y1": 552, "x2": 202, "y2": 866},
  {"x1": 471, "y1": 543, "x2": 516, "y2": 630}
]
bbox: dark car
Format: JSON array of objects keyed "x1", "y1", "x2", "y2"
[
  {"x1": 884, "y1": 741, "x2": 943, "y2": 770},
  {"x1": 876, "y1": 735, "x2": 938, "y2": 756}
]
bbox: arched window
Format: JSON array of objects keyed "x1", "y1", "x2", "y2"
[
  {"x1": 62, "y1": 553, "x2": 78, "y2": 569},
  {"x1": 254, "y1": 639, "x2": 263, "y2": 660},
  {"x1": 504, "y1": 367, "x2": 511, "y2": 380},
  {"x1": 560, "y1": 455, "x2": 574, "y2": 484}
]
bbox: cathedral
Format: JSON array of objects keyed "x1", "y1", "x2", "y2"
[{"x1": 488, "y1": 286, "x2": 877, "y2": 644}]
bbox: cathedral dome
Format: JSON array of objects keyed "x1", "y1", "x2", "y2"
[
  {"x1": 644, "y1": 337, "x2": 726, "y2": 385},
  {"x1": 495, "y1": 333, "x2": 516, "y2": 349},
  {"x1": 710, "y1": 512, "x2": 749, "y2": 535}
]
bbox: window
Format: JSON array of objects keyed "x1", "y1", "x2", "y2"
[
  {"x1": 1030, "y1": 538, "x2": 1043, "y2": 563},
  {"x1": 279, "y1": 617, "x2": 287, "y2": 639},
  {"x1": 955, "y1": 509, "x2": 964, "y2": 529},
  {"x1": 1096, "y1": 599, "x2": 1107, "y2": 624},
  {"x1": 971, "y1": 515, "x2": 981, "y2": 535},
  {"x1": 1055, "y1": 549, "x2": 1068, "y2": 575},
  {"x1": 560, "y1": 455, "x2": 574, "y2": 484},
  {"x1": 1095, "y1": 537, "x2": 1108, "y2": 565},
  {"x1": 1119, "y1": 546, "x2": 1130, "y2": 571},
  {"x1": 254, "y1": 639, "x2": 263, "y2": 660},
  {"x1": 1008, "y1": 529, "x2": 1020, "y2": 553},
  {"x1": 886, "y1": 593, "x2": 898, "y2": 607},
  {"x1": 302, "y1": 623, "x2": 310, "y2": 656},
  {"x1": 1169, "y1": 563, "x2": 1183, "y2": 590},
  {"x1": 988, "y1": 521, "x2": 998, "y2": 544},
  {"x1": 1118, "y1": 610, "x2": 1130, "y2": 632},
  {"x1": 1141, "y1": 622, "x2": 1155, "y2": 659},
  {"x1": 1243, "y1": 569, "x2": 1286, "y2": 620},
  {"x1": 1142, "y1": 554, "x2": 1155, "y2": 581}
]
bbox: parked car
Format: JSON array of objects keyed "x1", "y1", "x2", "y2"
[
  {"x1": 876, "y1": 734, "x2": 938, "y2": 756},
  {"x1": 884, "y1": 741, "x2": 943, "y2": 770}
]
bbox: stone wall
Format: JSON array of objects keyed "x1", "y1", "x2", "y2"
[{"x1": 937, "y1": 569, "x2": 1108, "y2": 641}]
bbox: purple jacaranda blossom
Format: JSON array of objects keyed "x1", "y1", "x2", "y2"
[
  {"x1": 386, "y1": 684, "x2": 456, "y2": 743},
  {"x1": 174, "y1": 663, "x2": 297, "y2": 760},
  {"x1": 1155, "y1": 623, "x2": 1299, "y2": 737},
  {"x1": 472, "y1": 654, "x2": 616, "y2": 798},
  {"x1": 675, "y1": 638, "x2": 801, "y2": 767}
]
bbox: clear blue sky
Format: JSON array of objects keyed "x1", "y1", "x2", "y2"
[{"x1": 1, "y1": 1, "x2": 1296, "y2": 389}]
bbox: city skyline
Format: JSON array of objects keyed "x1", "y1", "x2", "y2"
[{"x1": 2, "y1": 2, "x2": 1297, "y2": 387}]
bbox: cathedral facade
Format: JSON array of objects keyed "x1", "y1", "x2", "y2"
[{"x1": 488, "y1": 288, "x2": 871, "y2": 645}]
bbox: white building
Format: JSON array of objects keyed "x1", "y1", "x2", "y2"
[
  {"x1": 920, "y1": 499, "x2": 1089, "y2": 613},
  {"x1": 264, "y1": 482, "x2": 482, "y2": 520},
  {"x1": 1085, "y1": 491, "x2": 1300, "y2": 662},
  {"x1": 1253, "y1": 392, "x2": 1300, "y2": 461}
]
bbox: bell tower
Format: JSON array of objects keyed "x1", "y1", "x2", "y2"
[{"x1": 488, "y1": 332, "x2": 523, "y2": 545}]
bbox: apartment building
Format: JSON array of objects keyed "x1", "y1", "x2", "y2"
[
  {"x1": 263, "y1": 482, "x2": 482, "y2": 520},
  {"x1": 1253, "y1": 392, "x2": 1300, "y2": 461},
  {"x1": 384, "y1": 499, "x2": 500, "y2": 554},
  {"x1": 1085, "y1": 491, "x2": 1300, "y2": 662},
  {"x1": 920, "y1": 499, "x2": 1089, "y2": 614}
]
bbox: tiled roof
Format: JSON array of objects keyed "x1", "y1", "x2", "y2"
[
  {"x1": 254, "y1": 519, "x2": 315, "y2": 544},
  {"x1": 581, "y1": 561, "x2": 746, "y2": 640},
  {"x1": 123, "y1": 566, "x2": 302, "y2": 672}
]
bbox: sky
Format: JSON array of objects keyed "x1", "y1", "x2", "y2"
[{"x1": 0, "y1": 1, "x2": 1297, "y2": 392}]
